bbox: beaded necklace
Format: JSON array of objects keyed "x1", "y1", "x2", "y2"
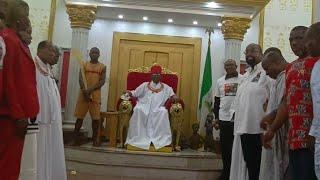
[{"x1": 147, "y1": 82, "x2": 164, "y2": 93}]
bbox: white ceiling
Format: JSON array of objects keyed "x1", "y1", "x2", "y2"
[
  {"x1": 96, "y1": 6, "x2": 222, "y2": 28},
  {"x1": 65, "y1": 0, "x2": 268, "y2": 27}
]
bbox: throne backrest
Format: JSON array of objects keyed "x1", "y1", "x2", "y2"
[{"x1": 127, "y1": 65, "x2": 179, "y2": 93}]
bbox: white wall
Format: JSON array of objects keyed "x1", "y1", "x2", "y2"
[
  {"x1": 263, "y1": 0, "x2": 312, "y2": 62},
  {"x1": 52, "y1": 1, "x2": 259, "y2": 134},
  {"x1": 25, "y1": 0, "x2": 52, "y2": 56}
]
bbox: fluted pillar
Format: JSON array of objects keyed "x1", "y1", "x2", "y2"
[
  {"x1": 221, "y1": 17, "x2": 251, "y2": 71},
  {"x1": 313, "y1": 0, "x2": 320, "y2": 23},
  {"x1": 63, "y1": 4, "x2": 97, "y2": 135}
]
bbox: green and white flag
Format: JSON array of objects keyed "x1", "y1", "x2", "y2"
[{"x1": 199, "y1": 42, "x2": 213, "y2": 136}]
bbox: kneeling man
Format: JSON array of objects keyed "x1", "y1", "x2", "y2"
[{"x1": 125, "y1": 65, "x2": 179, "y2": 150}]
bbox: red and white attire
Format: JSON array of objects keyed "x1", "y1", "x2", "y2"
[
  {"x1": 0, "y1": 28, "x2": 39, "y2": 180},
  {"x1": 125, "y1": 66, "x2": 174, "y2": 150}
]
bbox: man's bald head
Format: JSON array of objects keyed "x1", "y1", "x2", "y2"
[
  {"x1": 224, "y1": 59, "x2": 237, "y2": 65},
  {"x1": 305, "y1": 22, "x2": 320, "y2": 57},
  {"x1": 262, "y1": 47, "x2": 287, "y2": 79},
  {"x1": 263, "y1": 47, "x2": 282, "y2": 56}
]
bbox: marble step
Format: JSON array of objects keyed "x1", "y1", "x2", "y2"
[
  {"x1": 65, "y1": 145, "x2": 222, "y2": 171},
  {"x1": 65, "y1": 145, "x2": 222, "y2": 180}
]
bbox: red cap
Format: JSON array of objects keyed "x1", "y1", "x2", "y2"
[{"x1": 150, "y1": 65, "x2": 162, "y2": 74}]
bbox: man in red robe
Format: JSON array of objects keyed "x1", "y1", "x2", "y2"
[
  {"x1": 0, "y1": 1, "x2": 39, "y2": 179},
  {"x1": 0, "y1": 0, "x2": 8, "y2": 103}
]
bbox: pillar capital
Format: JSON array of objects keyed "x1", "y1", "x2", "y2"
[
  {"x1": 66, "y1": 4, "x2": 97, "y2": 29},
  {"x1": 221, "y1": 17, "x2": 251, "y2": 41}
]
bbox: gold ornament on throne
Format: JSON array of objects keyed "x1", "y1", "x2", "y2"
[{"x1": 128, "y1": 63, "x2": 177, "y2": 75}]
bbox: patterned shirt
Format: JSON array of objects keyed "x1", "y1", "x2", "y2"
[{"x1": 286, "y1": 57, "x2": 318, "y2": 150}]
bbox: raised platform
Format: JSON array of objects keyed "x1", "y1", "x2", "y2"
[{"x1": 65, "y1": 143, "x2": 222, "y2": 180}]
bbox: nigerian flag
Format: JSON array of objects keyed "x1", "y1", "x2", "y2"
[{"x1": 199, "y1": 43, "x2": 213, "y2": 135}]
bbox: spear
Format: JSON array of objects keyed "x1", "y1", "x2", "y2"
[{"x1": 70, "y1": 49, "x2": 92, "y2": 100}]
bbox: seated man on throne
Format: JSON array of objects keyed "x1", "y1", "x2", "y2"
[{"x1": 124, "y1": 65, "x2": 179, "y2": 150}]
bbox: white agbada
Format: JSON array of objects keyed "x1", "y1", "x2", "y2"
[
  {"x1": 34, "y1": 56, "x2": 67, "y2": 180},
  {"x1": 125, "y1": 81, "x2": 174, "y2": 150},
  {"x1": 260, "y1": 71, "x2": 289, "y2": 180},
  {"x1": 229, "y1": 63, "x2": 271, "y2": 180}
]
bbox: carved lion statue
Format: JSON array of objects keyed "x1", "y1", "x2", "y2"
[
  {"x1": 169, "y1": 103, "x2": 184, "y2": 151},
  {"x1": 118, "y1": 100, "x2": 133, "y2": 148}
]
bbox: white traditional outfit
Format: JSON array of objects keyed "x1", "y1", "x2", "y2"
[
  {"x1": 229, "y1": 63, "x2": 271, "y2": 180},
  {"x1": 125, "y1": 67, "x2": 174, "y2": 150},
  {"x1": 19, "y1": 121, "x2": 39, "y2": 180},
  {"x1": 309, "y1": 60, "x2": 320, "y2": 179},
  {"x1": 260, "y1": 70, "x2": 289, "y2": 180},
  {"x1": 34, "y1": 56, "x2": 67, "y2": 180}
]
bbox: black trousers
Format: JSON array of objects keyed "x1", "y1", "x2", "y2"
[
  {"x1": 289, "y1": 148, "x2": 317, "y2": 180},
  {"x1": 219, "y1": 121, "x2": 234, "y2": 180},
  {"x1": 240, "y1": 134, "x2": 262, "y2": 180}
]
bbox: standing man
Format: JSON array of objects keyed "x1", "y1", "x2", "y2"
[
  {"x1": 305, "y1": 22, "x2": 320, "y2": 179},
  {"x1": 230, "y1": 43, "x2": 271, "y2": 180},
  {"x1": 213, "y1": 59, "x2": 242, "y2": 180},
  {"x1": 0, "y1": 0, "x2": 8, "y2": 98},
  {"x1": 73, "y1": 47, "x2": 106, "y2": 146},
  {"x1": 0, "y1": 1, "x2": 39, "y2": 179},
  {"x1": 263, "y1": 26, "x2": 318, "y2": 180},
  {"x1": 34, "y1": 40, "x2": 67, "y2": 180},
  {"x1": 259, "y1": 47, "x2": 289, "y2": 180}
]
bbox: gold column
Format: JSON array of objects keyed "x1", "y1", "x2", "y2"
[
  {"x1": 221, "y1": 17, "x2": 251, "y2": 41},
  {"x1": 66, "y1": 4, "x2": 97, "y2": 29},
  {"x1": 221, "y1": 17, "x2": 251, "y2": 72}
]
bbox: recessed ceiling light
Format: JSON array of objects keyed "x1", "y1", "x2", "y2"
[
  {"x1": 218, "y1": 23, "x2": 222, "y2": 27},
  {"x1": 168, "y1": 18, "x2": 173, "y2": 23},
  {"x1": 143, "y1": 16, "x2": 148, "y2": 21},
  {"x1": 118, "y1": 14, "x2": 124, "y2": 19},
  {"x1": 193, "y1": 21, "x2": 198, "y2": 25},
  {"x1": 206, "y1": 2, "x2": 220, "y2": 8}
]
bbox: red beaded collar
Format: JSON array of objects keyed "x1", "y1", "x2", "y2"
[{"x1": 147, "y1": 82, "x2": 164, "y2": 93}]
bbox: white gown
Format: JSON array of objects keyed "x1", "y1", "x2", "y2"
[
  {"x1": 229, "y1": 63, "x2": 271, "y2": 180},
  {"x1": 125, "y1": 82, "x2": 174, "y2": 150},
  {"x1": 260, "y1": 71, "x2": 288, "y2": 180},
  {"x1": 35, "y1": 56, "x2": 67, "y2": 180}
]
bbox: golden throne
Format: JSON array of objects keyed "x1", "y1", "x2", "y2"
[{"x1": 117, "y1": 64, "x2": 184, "y2": 152}]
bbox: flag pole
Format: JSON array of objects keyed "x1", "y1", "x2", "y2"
[
  {"x1": 205, "y1": 27, "x2": 214, "y2": 47},
  {"x1": 198, "y1": 27, "x2": 214, "y2": 135}
]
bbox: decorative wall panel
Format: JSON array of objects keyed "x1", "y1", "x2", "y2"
[
  {"x1": 25, "y1": 0, "x2": 52, "y2": 56},
  {"x1": 263, "y1": 0, "x2": 312, "y2": 62}
]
